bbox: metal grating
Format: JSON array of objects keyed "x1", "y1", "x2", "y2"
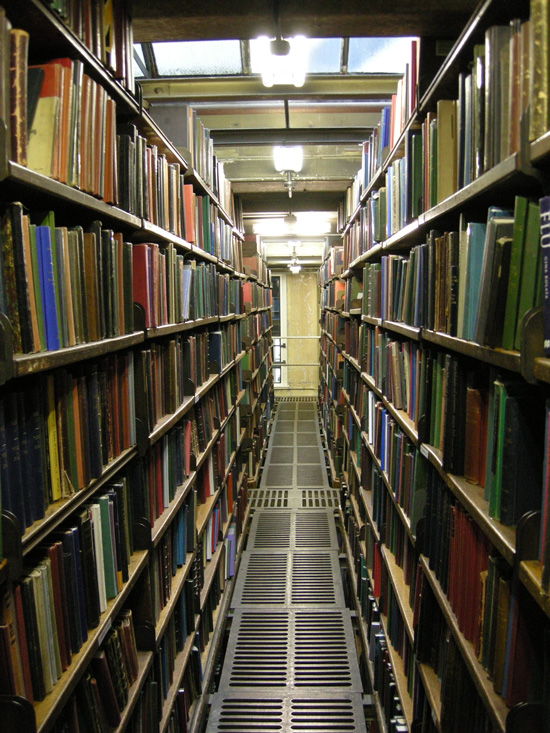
[
  {"x1": 273, "y1": 434, "x2": 294, "y2": 446},
  {"x1": 249, "y1": 489, "x2": 290, "y2": 509},
  {"x1": 233, "y1": 553, "x2": 289, "y2": 605},
  {"x1": 296, "y1": 465, "x2": 325, "y2": 486},
  {"x1": 295, "y1": 513, "x2": 334, "y2": 548},
  {"x1": 296, "y1": 420, "x2": 316, "y2": 432},
  {"x1": 206, "y1": 692, "x2": 367, "y2": 733},
  {"x1": 225, "y1": 612, "x2": 290, "y2": 687},
  {"x1": 270, "y1": 447, "x2": 295, "y2": 464},
  {"x1": 299, "y1": 488, "x2": 340, "y2": 508},
  {"x1": 248, "y1": 510, "x2": 338, "y2": 550},
  {"x1": 249, "y1": 511, "x2": 293, "y2": 548},
  {"x1": 265, "y1": 466, "x2": 294, "y2": 486},
  {"x1": 297, "y1": 447, "x2": 323, "y2": 464},
  {"x1": 296, "y1": 434, "x2": 318, "y2": 446},
  {"x1": 290, "y1": 553, "x2": 340, "y2": 605},
  {"x1": 231, "y1": 551, "x2": 345, "y2": 608},
  {"x1": 219, "y1": 610, "x2": 362, "y2": 692},
  {"x1": 249, "y1": 489, "x2": 340, "y2": 509},
  {"x1": 277, "y1": 420, "x2": 296, "y2": 432}
]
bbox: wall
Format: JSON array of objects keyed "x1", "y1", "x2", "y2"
[{"x1": 275, "y1": 269, "x2": 320, "y2": 398}]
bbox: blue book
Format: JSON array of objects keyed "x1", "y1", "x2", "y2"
[
  {"x1": 463, "y1": 222, "x2": 486, "y2": 340},
  {"x1": 37, "y1": 225, "x2": 61, "y2": 351}
]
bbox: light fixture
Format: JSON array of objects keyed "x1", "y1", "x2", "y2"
[
  {"x1": 273, "y1": 145, "x2": 303, "y2": 173},
  {"x1": 289, "y1": 262, "x2": 301, "y2": 273},
  {"x1": 255, "y1": 35, "x2": 307, "y2": 87}
]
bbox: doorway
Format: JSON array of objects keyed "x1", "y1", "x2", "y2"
[{"x1": 271, "y1": 271, "x2": 320, "y2": 398}]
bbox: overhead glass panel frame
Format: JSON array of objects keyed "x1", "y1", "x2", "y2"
[
  {"x1": 348, "y1": 37, "x2": 417, "y2": 74},
  {"x1": 152, "y1": 39, "x2": 243, "y2": 76}
]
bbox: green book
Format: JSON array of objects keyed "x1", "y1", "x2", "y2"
[
  {"x1": 513, "y1": 200, "x2": 541, "y2": 350},
  {"x1": 98, "y1": 494, "x2": 118, "y2": 599},
  {"x1": 411, "y1": 131, "x2": 424, "y2": 219},
  {"x1": 502, "y1": 196, "x2": 528, "y2": 350},
  {"x1": 488, "y1": 379, "x2": 507, "y2": 520}
]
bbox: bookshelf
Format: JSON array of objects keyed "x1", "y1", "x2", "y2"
[
  {"x1": 0, "y1": 2, "x2": 272, "y2": 732},
  {"x1": 322, "y1": 1, "x2": 550, "y2": 730}
]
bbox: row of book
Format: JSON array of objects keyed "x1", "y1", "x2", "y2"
[
  {"x1": 0, "y1": 202, "x2": 247, "y2": 358},
  {"x1": 148, "y1": 102, "x2": 245, "y2": 232},
  {"x1": 341, "y1": 11, "x2": 547, "y2": 242},
  {"x1": 119, "y1": 126, "x2": 240, "y2": 260},
  {"x1": 357, "y1": 197, "x2": 542, "y2": 353},
  {"x1": 0, "y1": 481, "x2": 134, "y2": 703},
  {"x1": 128, "y1": 369, "x2": 240, "y2": 529},
  {"x1": 340, "y1": 393, "x2": 543, "y2": 730},
  {"x1": 343, "y1": 324, "x2": 546, "y2": 528},
  {"x1": 318, "y1": 241, "x2": 344, "y2": 285},
  {"x1": 133, "y1": 246, "x2": 244, "y2": 330},
  {"x1": 53, "y1": 608, "x2": 140, "y2": 731},
  {"x1": 43, "y1": 0, "x2": 135, "y2": 93},
  {"x1": 1, "y1": 352, "x2": 136, "y2": 535},
  {"x1": 1, "y1": 204, "x2": 135, "y2": 355},
  {"x1": 241, "y1": 308, "x2": 272, "y2": 345},
  {"x1": 420, "y1": 466, "x2": 547, "y2": 710}
]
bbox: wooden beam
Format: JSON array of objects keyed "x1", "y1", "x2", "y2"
[{"x1": 132, "y1": 0, "x2": 479, "y2": 43}]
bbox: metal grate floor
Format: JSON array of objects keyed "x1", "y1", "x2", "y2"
[
  {"x1": 219, "y1": 609, "x2": 362, "y2": 691},
  {"x1": 205, "y1": 400, "x2": 367, "y2": 732},
  {"x1": 247, "y1": 510, "x2": 338, "y2": 550},
  {"x1": 207, "y1": 691, "x2": 367, "y2": 731},
  {"x1": 231, "y1": 550, "x2": 345, "y2": 608},
  {"x1": 248, "y1": 488, "x2": 340, "y2": 510}
]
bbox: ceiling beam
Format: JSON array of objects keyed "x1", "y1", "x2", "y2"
[
  {"x1": 140, "y1": 74, "x2": 402, "y2": 103},
  {"x1": 210, "y1": 128, "x2": 372, "y2": 145},
  {"x1": 132, "y1": 0, "x2": 479, "y2": 43}
]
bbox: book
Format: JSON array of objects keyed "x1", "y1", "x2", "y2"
[
  {"x1": 9, "y1": 29, "x2": 29, "y2": 166},
  {"x1": 502, "y1": 196, "x2": 529, "y2": 350},
  {"x1": 541, "y1": 194, "x2": 550, "y2": 357},
  {"x1": 513, "y1": 200, "x2": 542, "y2": 350},
  {"x1": 474, "y1": 216, "x2": 514, "y2": 344}
]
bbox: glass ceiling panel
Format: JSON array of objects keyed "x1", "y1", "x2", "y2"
[
  {"x1": 348, "y1": 37, "x2": 417, "y2": 74},
  {"x1": 134, "y1": 43, "x2": 145, "y2": 77},
  {"x1": 249, "y1": 37, "x2": 342, "y2": 75},
  {"x1": 152, "y1": 40, "x2": 243, "y2": 76}
]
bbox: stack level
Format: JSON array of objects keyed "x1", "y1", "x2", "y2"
[{"x1": 207, "y1": 400, "x2": 367, "y2": 732}]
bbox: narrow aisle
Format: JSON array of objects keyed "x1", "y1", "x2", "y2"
[{"x1": 205, "y1": 399, "x2": 368, "y2": 732}]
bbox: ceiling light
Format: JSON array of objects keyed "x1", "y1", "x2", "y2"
[
  {"x1": 273, "y1": 145, "x2": 303, "y2": 173},
  {"x1": 256, "y1": 35, "x2": 307, "y2": 87},
  {"x1": 288, "y1": 256, "x2": 301, "y2": 273}
]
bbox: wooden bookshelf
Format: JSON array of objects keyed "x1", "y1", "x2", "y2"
[{"x1": 33, "y1": 550, "x2": 148, "y2": 733}]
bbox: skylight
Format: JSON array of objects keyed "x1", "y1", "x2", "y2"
[
  {"x1": 136, "y1": 37, "x2": 417, "y2": 78},
  {"x1": 152, "y1": 39, "x2": 243, "y2": 76},
  {"x1": 348, "y1": 37, "x2": 416, "y2": 73}
]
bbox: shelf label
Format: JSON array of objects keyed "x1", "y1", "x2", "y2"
[{"x1": 420, "y1": 444, "x2": 429, "y2": 458}]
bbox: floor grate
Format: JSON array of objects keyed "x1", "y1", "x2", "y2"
[
  {"x1": 219, "y1": 610, "x2": 362, "y2": 692},
  {"x1": 247, "y1": 510, "x2": 338, "y2": 550},
  {"x1": 206, "y1": 692, "x2": 367, "y2": 732},
  {"x1": 231, "y1": 551, "x2": 345, "y2": 608},
  {"x1": 248, "y1": 488, "x2": 340, "y2": 510}
]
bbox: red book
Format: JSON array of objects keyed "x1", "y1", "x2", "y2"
[
  {"x1": 133, "y1": 243, "x2": 151, "y2": 328},
  {"x1": 13, "y1": 585, "x2": 33, "y2": 702},
  {"x1": 373, "y1": 542, "x2": 382, "y2": 598},
  {"x1": 183, "y1": 184, "x2": 196, "y2": 243}
]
